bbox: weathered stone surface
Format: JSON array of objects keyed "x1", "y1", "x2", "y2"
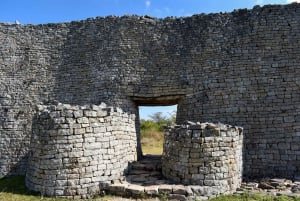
[
  {"x1": 1, "y1": 2, "x2": 300, "y2": 199},
  {"x1": 158, "y1": 184, "x2": 173, "y2": 194},
  {"x1": 126, "y1": 184, "x2": 144, "y2": 195},
  {"x1": 144, "y1": 185, "x2": 159, "y2": 195},
  {"x1": 109, "y1": 183, "x2": 128, "y2": 196},
  {"x1": 168, "y1": 194, "x2": 187, "y2": 201},
  {"x1": 173, "y1": 185, "x2": 188, "y2": 195},
  {"x1": 259, "y1": 182, "x2": 275, "y2": 190},
  {"x1": 25, "y1": 103, "x2": 137, "y2": 198},
  {"x1": 162, "y1": 122, "x2": 243, "y2": 195}
]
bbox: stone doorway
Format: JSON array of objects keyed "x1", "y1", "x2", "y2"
[
  {"x1": 138, "y1": 105, "x2": 177, "y2": 156},
  {"x1": 131, "y1": 94, "x2": 183, "y2": 159}
]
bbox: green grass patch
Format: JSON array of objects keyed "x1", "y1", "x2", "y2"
[
  {"x1": 210, "y1": 193, "x2": 300, "y2": 201},
  {"x1": 0, "y1": 176, "x2": 146, "y2": 201}
]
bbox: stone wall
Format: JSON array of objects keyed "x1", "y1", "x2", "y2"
[
  {"x1": 0, "y1": 3, "x2": 300, "y2": 179},
  {"x1": 162, "y1": 122, "x2": 243, "y2": 195},
  {"x1": 25, "y1": 103, "x2": 137, "y2": 198}
]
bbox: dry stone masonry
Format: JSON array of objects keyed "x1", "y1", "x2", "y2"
[
  {"x1": 162, "y1": 122, "x2": 243, "y2": 194},
  {"x1": 26, "y1": 103, "x2": 137, "y2": 198},
  {"x1": 0, "y1": 2, "x2": 300, "y2": 198}
]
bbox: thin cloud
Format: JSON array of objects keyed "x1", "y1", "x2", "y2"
[
  {"x1": 255, "y1": 0, "x2": 264, "y2": 5},
  {"x1": 165, "y1": 7, "x2": 171, "y2": 14},
  {"x1": 145, "y1": 0, "x2": 151, "y2": 9},
  {"x1": 287, "y1": 0, "x2": 300, "y2": 2}
]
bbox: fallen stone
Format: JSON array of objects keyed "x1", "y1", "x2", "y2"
[
  {"x1": 158, "y1": 184, "x2": 173, "y2": 194},
  {"x1": 190, "y1": 186, "x2": 204, "y2": 195},
  {"x1": 276, "y1": 185, "x2": 286, "y2": 190},
  {"x1": 193, "y1": 195, "x2": 209, "y2": 200},
  {"x1": 185, "y1": 186, "x2": 193, "y2": 196},
  {"x1": 108, "y1": 183, "x2": 128, "y2": 196},
  {"x1": 126, "y1": 184, "x2": 144, "y2": 196},
  {"x1": 270, "y1": 178, "x2": 285, "y2": 183},
  {"x1": 291, "y1": 185, "x2": 300, "y2": 193},
  {"x1": 168, "y1": 194, "x2": 187, "y2": 201},
  {"x1": 258, "y1": 182, "x2": 275, "y2": 190},
  {"x1": 294, "y1": 181, "x2": 300, "y2": 185},
  {"x1": 144, "y1": 185, "x2": 159, "y2": 195},
  {"x1": 270, "y1": 178, "x2": 285, "y2": 187},
  {"x1": 173, "y1": 185, "x2": 188, "y2": 195},
  {"x1": 285, "y1": 179, "x2": 293, "y2": 187}
]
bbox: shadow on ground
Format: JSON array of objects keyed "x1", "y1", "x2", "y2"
[{"x1": 0, "y1": 176, "x2": 37, "y2": 195}]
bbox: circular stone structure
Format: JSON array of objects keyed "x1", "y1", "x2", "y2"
[
  {"x1": 162, "y1": 122, "x2": 243, "y2": 195},
  {"x1": 25, "y1": 103, "x2": 137, "y2": 199}
]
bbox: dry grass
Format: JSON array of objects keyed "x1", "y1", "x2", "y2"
[{"x1": 140, "y1": 130, "x2": 164, "y2": 155}]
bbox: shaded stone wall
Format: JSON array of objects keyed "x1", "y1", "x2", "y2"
[
  {"x1": 0, "y1": 3, "x2": 300, "y2": 178},
  {"x1": 0, "y1": 23, "x2": 65, "y2": 176},
  {"x1": 176, "y1": 5, "x2": 300, "y2": 178},
  {"x1": 26, "y1": 103, "x2": 137, "y2": 199},
  {"x1": 162, "y1": 122, "x2": 243, "y2": 195}
]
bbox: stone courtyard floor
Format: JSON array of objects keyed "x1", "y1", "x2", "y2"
[{"x1": 106, "y1": 155, "x2": 300, "y2": 200}]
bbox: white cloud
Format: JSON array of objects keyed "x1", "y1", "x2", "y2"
[
  {"x1": 164, "y1": 7, "x2": 170, "y2": 14},
  {"x1": 153, "y1": 8, "x2": 170, "y2": 17},
  {"x1": 287, "y1": 0, "x2": 300, "y2": 3},
  {"x1": 145, "y1": 0, "x2": 151, "y2": 9},
  {"x1": 255, "y1": 0, "x2": 264, "y2": 5},
  {"x1": 184, "y1": 13, "x2": 193, "y2": 17}
]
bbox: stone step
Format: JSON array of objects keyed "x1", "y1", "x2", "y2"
[
  {"x1": 107, "y1": 176, "x2": 300, "y2": 200},
  {"x1": 130, "y1": 156, "x2": 162, "y2": 171},
  {"x1": 125, "y1": 155, "x2": 165, "y2": 186},
  {"x1": 129, "y1": 169, "x2": 162, "y2": 176},
  {"x1": 108, "y1": 182, "x2": 192, "y2": 200}
]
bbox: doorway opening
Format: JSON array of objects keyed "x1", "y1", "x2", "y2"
[{"x1": 138, "y1": 105, "x2": 177, "y2": 156}]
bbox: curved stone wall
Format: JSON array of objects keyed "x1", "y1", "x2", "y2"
[
  {"x1": 25, "y1": 103, "x2": 137, "y2": 198},
  {"x1": 0, "y1": 3, "x2": 300, "y2": 179},
  {"x1": 162, "y1": 122, "x2": 243, "y2": 195}
]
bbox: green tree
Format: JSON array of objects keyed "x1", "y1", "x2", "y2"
[
  {"x1": 144, "y1": 111, "x2": 175, "y2": 132},
  {"x1": 148, "y1": 112, "x2": 167, "y2": 123}
]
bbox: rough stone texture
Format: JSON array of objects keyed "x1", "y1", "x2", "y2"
[
  {"x1": 0, "y1": 2, "x2": 300, "y2": 184},
  {"x1": 25, "y1": 103, "x2": 137, "y2": 198},
  {"x1": 162, "y1": 122, "x2": 243, "y2": 196}
]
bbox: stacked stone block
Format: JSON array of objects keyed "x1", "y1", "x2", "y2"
[
  {"x1": 0, "y1": 3, "x2": 300, "y2": 181},
  {"x1": 25, "y1": 103, "x2": 137, "y2": 198},
  {"x1": 162, "y1": 122, "x2": 243, "y2": 196}
]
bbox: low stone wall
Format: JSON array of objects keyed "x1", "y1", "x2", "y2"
[
  {"x1": 25, "y1": 103, "x2": 137, "y2": 199},
  {"x1": 162, "y1": 122, "x2": 243, "y2": 196}
]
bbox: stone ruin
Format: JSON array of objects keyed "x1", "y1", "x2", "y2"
[
  {"x1": 162, "y1": 123, "x2": 243, "y2": 190},
  {"x1": 26, "y1": 103, "x2": 137, "y2": 198},
  {"x1": 25, "y1": 103, "x2": 243, "y2": 199},
  {"x1": 1, "y1": 2, "x2": 300, "y2": 199}
]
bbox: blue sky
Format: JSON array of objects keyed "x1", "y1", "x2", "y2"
[
  {"x1": 0, "y1": 0, "x2": 298, "y2": 119},
  {"x1": 0, "y1": 0, "x2": 296, "y2": 24}
]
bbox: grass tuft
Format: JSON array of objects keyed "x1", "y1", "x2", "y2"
[{"x1": 210, "y1": 192, "x2": 300, "y2": 201}]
